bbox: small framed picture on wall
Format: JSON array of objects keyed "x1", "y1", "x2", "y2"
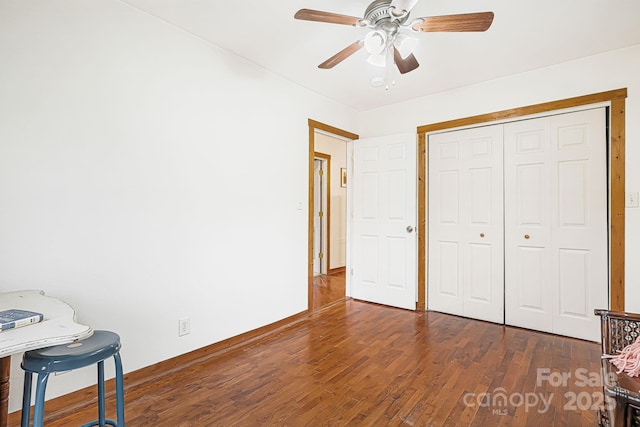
[{"x1": 340, "y1": 168, "x2": 347, "y2": 188}]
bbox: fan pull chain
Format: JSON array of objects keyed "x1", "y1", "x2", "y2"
[{"x1": 384, "y1": 45, "x2": 396, "y2": 90}]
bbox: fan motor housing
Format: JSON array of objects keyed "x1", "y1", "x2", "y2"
[{"x1": 364, "y1": 0, "x2": 409, "y2": 25}]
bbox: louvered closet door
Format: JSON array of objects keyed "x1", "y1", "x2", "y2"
[
  {"x1": 428, "y1": 125, "x2": 504, "y2": 323},
  {"x1": 504, "y1": 108, "x2": 608, "y2": 342}
]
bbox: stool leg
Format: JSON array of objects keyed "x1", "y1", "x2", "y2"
[
  {"x1": 32, "y1": 373, "x2": 49, "y2": 427},
  {"x1": 21, "y1": 373, "x2": 32, "y2": 427},
  {"x1": 97, "y1": 360, "x2": 106, "y2": 427},
  {"x1": 114, "y1": 353, "x2": 125, "y2": 427}
]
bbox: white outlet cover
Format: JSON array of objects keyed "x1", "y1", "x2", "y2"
[
  {"x1": 178, "y1": 317, "x2": 190, "y2": 336},
  {"x1": 627, "y1": 192, "x2": 639, "y2": 208}
]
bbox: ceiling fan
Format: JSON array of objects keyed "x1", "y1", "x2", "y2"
[{"x1": 294, "y1": 0, "x2": 494, "y2": 77}]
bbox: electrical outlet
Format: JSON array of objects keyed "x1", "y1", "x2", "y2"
[
  {"x1": 178, "y1": 317, "x2": 190, "y2": 337},
  {"x1": 627, "y1": 192, "x2": 640, "y2": 208}
]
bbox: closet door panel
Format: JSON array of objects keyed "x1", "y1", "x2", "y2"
[
  {"x1": 504, "y1": 118, "x2": 553, "y2": 333},
  {"x1": 428, "y1": 136, "x2": 464, "y2": 315},
  {"x1": 505, "y1": 108, "x2": 607, "y2": 341},
  {"x1": 428, "y1": 126, "x2": 504, "y2": 323},
  {"x1": 550, "y1": 108, "x2": 608, "y2": 341}
]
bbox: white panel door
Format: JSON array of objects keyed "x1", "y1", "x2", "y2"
[
  {"x1": 550, "y1": 109, "x2": 608, "y2": 341},
  {"x1": 351, "y1": 133, "x2": 417, "y2": 310},
  {"x1": 505, "y1": 108, "x2": 607, "y2": 341},
  {"x1": 428, "y1": 125, "x2": 504, "y2": 323},
  {"x1": 503, "y1": 119, "x2": 554, "y2": 333}
]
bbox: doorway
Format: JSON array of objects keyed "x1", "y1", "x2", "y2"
[{"x1": 307, "y1": 120, "x2": 358, "y2": 312}]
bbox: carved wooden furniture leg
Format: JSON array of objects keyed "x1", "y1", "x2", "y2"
[
  {"x1": 0, "y1": 356, "x2": 9, "y2": 427},
  {"x1": 596, "y1": 309, "x2": 640, "y2": 427}
]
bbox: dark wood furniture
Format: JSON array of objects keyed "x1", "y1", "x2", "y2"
[{"x1": 596, "y1": 309, "x2": 640, "y2": 427}]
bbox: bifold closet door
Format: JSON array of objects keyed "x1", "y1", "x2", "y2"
[
  {"x1": 504, "y1": 108, "x2": 608, "y2": 342},
  {"x1": 428, "y1": 125, "x2": 504, "y2": 323}
]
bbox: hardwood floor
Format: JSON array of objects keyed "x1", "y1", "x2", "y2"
[
  {"x1": 27, "y1": 299, "x2": 602, "y2": 426},
  {"x1": 312, "y1": 269, "x2": 346, "y2": 311}
]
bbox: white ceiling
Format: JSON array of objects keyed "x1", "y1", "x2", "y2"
[{"x1": 121, "y1": 0, "x2": 640, "y2": 111}]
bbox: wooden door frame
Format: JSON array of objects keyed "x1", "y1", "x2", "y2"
[
  {"x1": 307, "y1": 120, "x2": 359, "y2": 312},
  {"x1": 417, "y1": 88, "x2": 627, "y2": 311}
]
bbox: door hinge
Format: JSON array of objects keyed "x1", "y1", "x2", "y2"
[
  {"x1": 318, "y1": 252, "x2": 323, "y2": 259},
  {"x1": 350, "y1": 268, "x2": 354, "y2": 276},
  {"x1": 318, "y1": 211, "x2": 323, "y2": 217},
  {"x1": 318, "y1": 169, "x2": 323, "y2": 176}
]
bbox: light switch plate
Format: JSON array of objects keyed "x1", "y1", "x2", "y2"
[{"x1": 627, "y1": 192, "x2": 639, "y2": 208}]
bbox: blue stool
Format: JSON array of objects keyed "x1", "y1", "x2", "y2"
[{"x1": 21, "y1": 330, "x2": 125, "y2": 427}]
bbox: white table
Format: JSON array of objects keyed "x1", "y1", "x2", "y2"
[{"x1": 0, "y1": 290, "x2": 93, "y2": 427}]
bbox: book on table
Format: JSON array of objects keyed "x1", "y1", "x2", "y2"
[{"x1": 0, "y1": 309, "x2": 44, "y2": 331}]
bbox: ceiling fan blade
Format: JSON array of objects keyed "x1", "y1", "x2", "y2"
[
  {"x1": 294, "y1": 9, "x2": 363, "y2": 26},
  {"x1": 389, "y1": 0, "x2": 421, "y2": 16},
  {"x1": 412, "y1": 12, "x2": 494, "y2": 32},
  {"x1": 393, "y1": 48, "x2": 420, "y2": 74},
  {"x1": 319, "y1": 41, "x2": 364, "y2": 69}
]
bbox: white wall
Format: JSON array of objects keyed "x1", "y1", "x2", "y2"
[
  {"x1": 3, "y1": 0, "x2": 639, "y2": 415},
  {"x1": 358, "y1": 44, "x2": 640, "y2": 314},
  {"x1": 314, "y1": 133, "x2": 348, "y2": 270},
  {"x1": 0, "y1": 0, "x2": 357, "y2": 412}
]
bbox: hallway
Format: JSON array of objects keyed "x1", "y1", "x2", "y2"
[{"x1": 312, "y1": 269, "x2": 346, "y2": 311}]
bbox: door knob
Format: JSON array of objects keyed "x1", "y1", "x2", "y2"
[
  {"x1": 524, "y1": 234, "x2": 530, "y2": 239},
  {"x1": 480, "y1": 233, "x2": 485, "y2": 238},
  {"x1": 406, "y1": 226, "x2": 414, "y2": 233}
]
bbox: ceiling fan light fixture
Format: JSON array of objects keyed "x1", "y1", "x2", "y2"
[
  {"x1": 294, "y1": 1, "x2": 495, "y2": 82},
  {"x1": 394, "y1": 33, "x2": 417, "y2": 58},
  {"x1": 367, "y1": 53, "x2": 386, "y2": 67},
  {"x1": 364, "y1": 30, "x2": 387, "y2": 55}
]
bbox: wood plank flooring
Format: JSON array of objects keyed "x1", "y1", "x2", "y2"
[{"x1": 29, "y1": 300, "x2": 602, "y2": 426}]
